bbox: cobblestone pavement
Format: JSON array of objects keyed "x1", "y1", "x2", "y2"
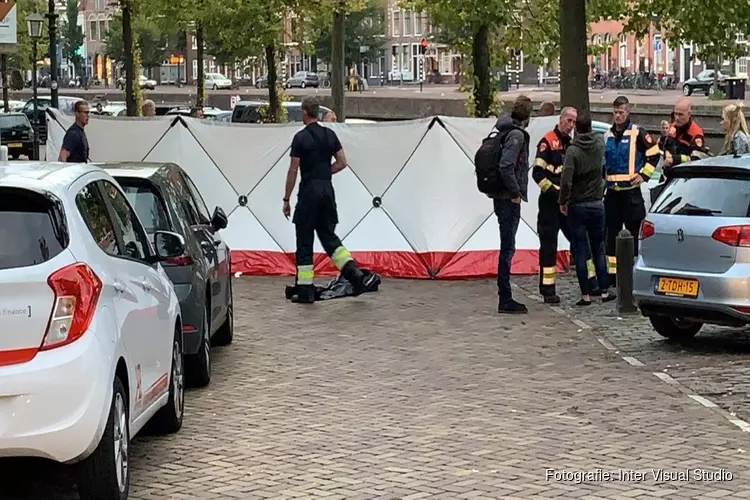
[
  {"x1": 3, "y1": 277, "x2": 750, "y2": 499},
  {"x1": 513, "y1": 273, "x2": 750, "y2": 432}
]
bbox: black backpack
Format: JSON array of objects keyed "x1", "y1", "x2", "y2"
[{"x1": 474, "y1": 128, "x2": 513, "y2": 195}]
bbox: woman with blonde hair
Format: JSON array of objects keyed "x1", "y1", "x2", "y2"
[{"x1": 720, "y1": 102, "x2": 750, "y2": 156}]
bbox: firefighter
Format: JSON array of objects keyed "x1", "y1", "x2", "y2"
[
  {"x1": 603, "y1": 96, "x2": 661, "y2": 286},
  {"x1": 533, "y1": 107, "x2": 598, "y2": 303},
  {"x1": 282, "y1": 96, "x2": 373, "y2": 303},
  {"x1": 662, "y1": 97, "x2": 709, "y2": 178}
]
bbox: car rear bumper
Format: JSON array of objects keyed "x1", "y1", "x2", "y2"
[
  {"x1": 0, "y1": 332, "x2": 111, "y2": 463},
  {"x1": 173, "y1": 283, "x2": 204, "y2": 355},
  {"x1": 634, "y1": 262, "x2": 750, "y2": 326}
]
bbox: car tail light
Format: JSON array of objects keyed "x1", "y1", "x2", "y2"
[
  {"x1": 41, "y1": 263, "x2": 102, "y2": 350},
  {"x1": 164, "y1": 254, "x2": 194, "y2": 266},
  {"x1": 639, "y1": 220, "x2": 655, "y2": 240},
  {"x1": 711, "y1": 225, "x2": 750, "y2": 247}
]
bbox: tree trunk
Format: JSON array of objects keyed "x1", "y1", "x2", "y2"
[
  {"x1": 264, "y1": 44, "x2": 280, "y2": 123},
  {"x1": 196, "y1": 22, "x2": 205, "y2": 107},
  {"x1": 471, "y1": 24, "x2": 491, "y2": 117},
  {"x1": 559, "y1": 0, "x2": 590, "y2": 112},
  {"x1": 331, "y1": 1, "x2": 346, "y2": 120},
  {"x1": 122, "y1": 2, "x2": 136, "y2": 116},
  {"x1": 2, "y1": 54, "x2": 8, "y2": 113}
]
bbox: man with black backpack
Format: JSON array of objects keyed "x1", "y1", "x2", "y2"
[{"x1": 475, "y1": 95, "x2": 533, "y2": 314}]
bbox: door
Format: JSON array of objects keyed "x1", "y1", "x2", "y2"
[
  {"x1": 98, "y1": 180, "x2": 173, "y2": 411},
  {"x1": 178, "y1": 170, "x2": 229, "y2": 333},
  {"x1": 683, "y1": 48, "x2": 691, "y2": 82}
]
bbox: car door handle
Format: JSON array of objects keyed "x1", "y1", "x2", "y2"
[
  {"x1": 139, "y1": 280, "x2": 152, "y2": 291},
  {"x1": 114, "y1": 280, "x2": 127, "y2": 294}
]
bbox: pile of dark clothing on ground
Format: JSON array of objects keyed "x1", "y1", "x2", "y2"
[{"x1": 285, "y1": 270, "x2": 381, "y2": 301}]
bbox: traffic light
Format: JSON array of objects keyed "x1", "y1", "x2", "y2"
[{"x1": 74, "y1": 46, "x2": 83, "y2": 56}]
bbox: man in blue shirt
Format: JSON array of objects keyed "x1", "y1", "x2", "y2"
[
  {"x1": 58, "y1": 100, "x2": 90, "y2": 163},
  {"x1": 602, "y1": 96, "x2": 661, "y2": 286}
]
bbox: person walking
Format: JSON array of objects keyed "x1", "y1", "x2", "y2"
[
  {"x1": 492, "y1": 95, "x2": 532, "y2": 314},
  {"x1": 559, "y1": 110, "x2": 615, "y2": 306},
  {"x1": 719, "y1": 103, "x2": 750, "y2": 156},
  {"x1": 602, "y1": 96, "x2": 661, "y2": 286},
  {"x1": 57, "y1": 100, "x2": 90, "y2": 163},
  {"x1": 282, "y1": 96, "x2": 373, "y2": 304}
]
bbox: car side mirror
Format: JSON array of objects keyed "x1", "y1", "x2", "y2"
[
  {"x1": 153, "y1": 231, "x2": 185, "y2": 261},
  {"x1": 211, "y1": 206, "x2": 228, "y2": 231}
]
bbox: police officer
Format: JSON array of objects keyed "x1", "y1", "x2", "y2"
[
  {"x1": 603, "y1": 96, "x2": 661, "y2": 286},
  {"x1": 533, "y1": 107, "x2": 598, "y2": 303},
  {"x1": 282, "y1": 96, "x2": 372, "y2": 303},
  {"x1": 663, "y1": 97, "x2": 709, "y2": 177}
]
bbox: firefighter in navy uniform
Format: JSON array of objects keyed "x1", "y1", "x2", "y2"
[
  {"x1": 603, "y1": 96, "x2": 661, "y2": 286},
  {"x1": 662, "y1": 97, "x2": 710, "y2": 179},
  {"x1": 533, "y1": 108, "x2": 598, "y2": 303},
  {"x1": 282, "y1": 97, "x2": 373, "y2": 303}
]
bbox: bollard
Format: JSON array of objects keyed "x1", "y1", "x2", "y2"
[{"x1": 615, "y1": 228, "x2": 638, "y2": 314}]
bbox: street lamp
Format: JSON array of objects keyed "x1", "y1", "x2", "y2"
[{"x1": 27, "y1": 13, "x2": 44, "y2": 161}]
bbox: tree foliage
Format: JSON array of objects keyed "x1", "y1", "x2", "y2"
[
  {"x1": 9, "y1": 0, "x2": 49, "y2": 71},
  {"x1": 60, "y1": 0, "x2": 84, "y2": 75},
  {"x1": 105, "y1": 13, "x2": 169, "y2": 70},
  {"x1": 312, "y1": 0, "x2": 385, "y2": 67}
]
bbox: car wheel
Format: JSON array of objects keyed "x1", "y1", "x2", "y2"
[
  {"x1": 212, "y1": 280, "x2": 234, "y2": 346},
  {"x1": 649, "y1": 316, "x2": 702, "y2": 340},
  {"x1": 148, "y1": 328, "x2": 185, "y2": 434},
  {"x1": 682, "y1": 85, "x2": 692, "y2": 96},
  {"x1": 301, "y1": 81, "x2": 306, "y2": 89},
  {"x1": 255, "y1": 82, "x2": 261, "y2": 89},
  {"x1": 186, "y1": 305, "x2": 211, "y2": 388},
  {"x1": 77, "y1": 376, "x2": 129, "y2": 500},
  {"x1": 706, "y1": 84, "x2": 713, "y2": 96}
]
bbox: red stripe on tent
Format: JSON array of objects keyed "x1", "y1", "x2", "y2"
[{"x1": 230, "y1": 250, "x2": 571, "y2": 278}]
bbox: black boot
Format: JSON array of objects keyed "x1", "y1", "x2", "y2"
[
  {"x1": 341, "y1": 261, "x2": 367, "y2": 296},
  {"x1": 291, "y1": 284, "x2": 315, "y2": 303}
]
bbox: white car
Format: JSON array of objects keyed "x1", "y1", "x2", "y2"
[
  {"x1": 204, "y1": 73, "x2": 232, "y2": 90},
  {"x1": 0, "y1": 160, "x2": 186, "y2": 499}
]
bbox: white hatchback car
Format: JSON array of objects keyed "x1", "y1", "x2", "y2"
[{"x1": 0, "y1": 161, "x2": 186, "y2": 499}]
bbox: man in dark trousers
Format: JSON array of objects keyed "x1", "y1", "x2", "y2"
[
  {"x1": 493, "y1": 95, "x2": 532, "y2": 314},
  {"x1": 282, "y1": 96, "x2": 372, "y2": 304},
  {"x1": 603, "y1": 96, "x2": 661, "y2": 285},
  {"x1": 58, "y1": 100, "x2": 90, "y2": 162}
]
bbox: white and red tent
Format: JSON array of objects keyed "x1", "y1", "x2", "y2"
[{"x1": 45, "y1": 110, "x2": 570, "y2": 279}]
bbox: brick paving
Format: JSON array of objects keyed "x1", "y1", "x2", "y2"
[{"x1": 3, "y1": 277, "x2": 750, "y2": 499}]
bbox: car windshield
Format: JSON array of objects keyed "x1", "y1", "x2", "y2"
[
  {"x1": 209, "y1": 73, "x2": 225, "y2": 79},
  {"x1": 0, "y1": 115, "x2": 28, "y2": 128},
  {"x1": 293, "y1": 72, "x2": 306, "y2": 78},
  {"x1": 651, "y1": 175, "x2": 750, "y2": 217},
  {"x1": 116, "y1": 180, "x2": 171, "y2": 233},
  {"x1": 0, "y1": 188, "x2": 66, "y2": 270}
]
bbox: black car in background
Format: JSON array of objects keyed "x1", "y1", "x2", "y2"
[
  {"x1": 22, "y1": 95, "x2": 80, "y2": 143},
  {"x1": 231, "y1": 100, "x2": 333, "y2": 123},
  {"x1": 0, "y1": 113, "x2": 34, "y2": 159},
  {"x1": 103, "y1": 162, "x2": 233, "y2": 388}
]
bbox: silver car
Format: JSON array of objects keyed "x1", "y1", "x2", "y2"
[{"x1": 633, "y1": 155, "x2": 750, "y2": 340}]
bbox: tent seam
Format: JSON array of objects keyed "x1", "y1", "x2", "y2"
[
  {"x1": 245, "y1": 144, "x2": 292, "y2": 197},
  {"x1": 139, "y1": 116, "x2": 182, "y2": 162}
]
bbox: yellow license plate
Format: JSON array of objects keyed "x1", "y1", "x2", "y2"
[
  {"x1": 7, "y1": 143, "x2": 22, "y2": 148},
  {"x1": 656, "y1": 277, "x2": 699, "y2": 298}
]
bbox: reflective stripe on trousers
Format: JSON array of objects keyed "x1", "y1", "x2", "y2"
[
  {"x1": 331, "y1": 246, "x2": 353, "y2": 270},
  {"x1": 296, "y1": 264, "x2": 314, "y2": 285},
  {"x1": 606, "y1": 255, "x2": 617, "y2": 275}
]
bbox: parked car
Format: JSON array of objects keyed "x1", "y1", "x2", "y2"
[
  {"x1": 682, "y1": 69, "x2": 728, "y2": 96},
  {"x1": 286, "y1": 71, "x2": 320, "y2": 89},
  {"x1": 117, "y1": 74, "x2": 157, "y2": 90},
  {"x1": 634, "y1": 155, "x2": 750, "y2": 340},
  {"x1": 22, "y1": 96, "x2": 80, "y2": 143},
  {"x1": 0, "y1": 162, "x2": 186, "y2": 499},
  {"x1": 105, "y1": 162, "x2": 233, "y2": 387},
  {"x1": 91, "y1": 100, "x2": 127, "y2": 117},
  {"x1": 212, "y1": 111, "x2": 233, "y2": 122},
  {"x1": 255, "y1": 75, "x2": 269, "y2": 88},
  {"x1": 204, "y1": 73, "x2": 233, "y2": 90},
  {"x1": 231, "y1": 100, "x2": 333, "y2": 123},
  {"x1": 0, "y1": 112, "x2": 34, "y2": 159},
  {"x1": 165, "y1": 106, "x2": 225, "y2": 119}
]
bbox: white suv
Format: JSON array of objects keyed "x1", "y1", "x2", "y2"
[{"x1": 0, "y1": 162, "x2": 186, "y2": 499}]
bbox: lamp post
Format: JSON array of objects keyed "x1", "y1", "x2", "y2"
[
  {"x1": 27, "y1": 13, "x2": 44, "y2": 161},
  {"x1": 47, "y1": 0, "x2": 59, "y2": 109}
]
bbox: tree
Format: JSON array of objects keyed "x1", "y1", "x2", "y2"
[
  {"x1": 558, "y1": 0, "x2": 589, "y2": 111},
  {"x1": 60, "y1": 0, "x2": 84, "y2": 77},
  {"x1": 105, "y1": 13, "x2": 169, "y2": 72},
  {"x1": 9, "y1": 0, "x2": 49, "y2": 71},
  {"x1": 120, "y1": 0, "x2": 141, "y2": 116},
  {"x1": 313, "y1": 0, "x2": 384, "y2": 69}
]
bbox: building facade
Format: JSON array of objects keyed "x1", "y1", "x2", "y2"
[{"x1": 80, "y1": 0, "x2": 116, "y2": 84}]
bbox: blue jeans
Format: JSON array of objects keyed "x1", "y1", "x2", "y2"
[
  {"x1": 567, "y1": 201, "x2": 609, "y2": 295},
  {"x1": 494, "y1": 198, "x2": 521, "y2": 304}
]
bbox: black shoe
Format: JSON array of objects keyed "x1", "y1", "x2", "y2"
[
  {"x1": 498, "y1": 300, "x2": 528, "y2": 314},
  {"x1": 291, "y1": 285, "x2": 315, "y2": 304},
  {"x1": 543, "y1": 295, "x2": 561, "y2": 304},
  {"x1": 342, "y1": 261, "x2": 367, "y2": 296},
  {"x1": 601, "y1": 292, "x2": 617, "y2": 303},
  {"x1": 575, "y1": 298, "x2": 592, "y2": 306}
]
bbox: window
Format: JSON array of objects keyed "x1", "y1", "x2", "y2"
[
  {"x1": 192, "y1": 60, "x2": 198, "y2": 79},
  {"x1": 404, "y1": 11, "x2": 412, "y2": 36},
  {"x1": 738, "y1": 57, "x2": 748, "y2": 76},
  {"x1": 0, "y1": 114, "x2": 30, "y2": 128},
  {"x1": 208, "y1": 60, "x2": 216, "y2": 73},
  {"x1": 99, "y1": 181, "x2": 150, "y2": 261},
  {"x1": 0, "y1": 188, "x2": 66, "y2": 270},
  {"x1": 99, "y1": 20, "x2": 106, "y2": 41},
  {"x1": 181, "y1": 172, "x2": 212, "y2": 224},
  {"x1": 167, "y1": 170, "x2": 201, "y2": 226},
  {"x1": 191, "y1": 35, "x2": 197, "y2": 50},
  {"x1": 414, "y1": 11, "x2": 422, "y2": 35},
  {"x1": 652, "y1": 176, "x2": 750, "y2": 217},
  {"x1": 392, "y1": 10, "x2": 401, "y2": 37},
  {"x1": 76, "y1": 182, "x2": 119, "y2": 255},
  {"x1": 89, "y1": 20, "x2": 97, "y2": 41},
  {"x1": 116, "y1": 180, "x2": 171, "y2": 234}
]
